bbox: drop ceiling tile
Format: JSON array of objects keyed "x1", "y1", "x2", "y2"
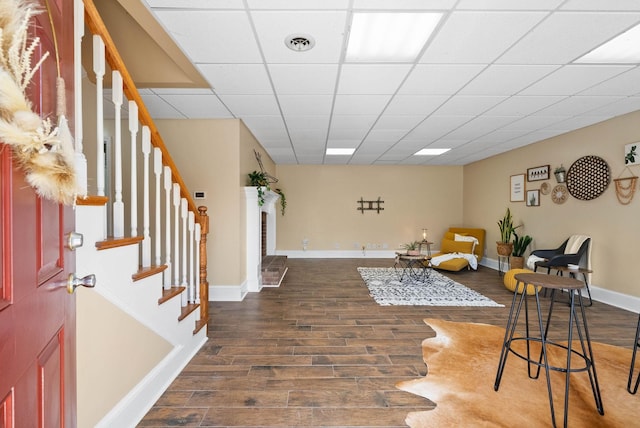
[
  {"x1": 326, "y1": 139, "x2": 362, "y2": 147},
  {"x1": 333, "y1": 95, "x2": 392, "y2": 115},
  {"x1": 535, "y1": 96, "x2": 623, "y2": 116},
  {"x1": 484, "y1": 96, "x2": 565, "y2": 116},
  {"x1": 445, "y1": 116, "x2": 518, "y2": 139},
  {"x1": 247, "y1": 0, "x2": 348, "y2": 9},
  {"x1": 579, "y1": 67, "x2": 640, "y2": 96},
  {"x1": 364, "y1": 129, "x2": 410, "y2": 143},
  {"x1": 456, "y1": 0, "x2": 564, "y2": 9},
  {"x1": 241, "y1": 115, "x2": 287, "y2": 129},
  {"x1": 459, "y1": 65, "x2": 559, "y2": 95},
  {"x1": 330, "y1": 115, "x2": 378, "y2": 130},
  {"x1": 384, "y1": 95, "x2": 449, "y2": 116},
  {"x1": 279, "y1": 95, "x2": 334, "y2": 116},
  {"x1": 473, "y1": 129, "x2": 532, "y2": 144},
  {"x1": 151, "y1": 88, "x2": 215, "y2": 95},
  {"x1": 545, "y1": 115, "x2": 610, "y2": 131},
  {"x1": 498, "y1": 12, "x2": 640, "y2": 64},
  {"x1": 293, "y1": 143, "x2": 326, "y2": 155},
  {"x1": 285, "y1": 115, "x2": 331, "y2": 130},
  {"x1": 251, "y1": 11, "x2": 347, "y2": 63},
  {"x1": 349, "y1": 154, "x2": 385, "y2": 165},
  {"x1": 373, "y1": 115, "x2": 425, "y2": 130},
  {"x1": 584, "y1": 97, "x2": 640, "y2": 117},
  {"x1": 520, "y1": 65, "x2": 633, "y2": 95},
  {"x1": 269, "y1": 65, "x2": 338, "y2": 94},
  {"x1": 147, "y1": 0, "x2": 243, "y2": 8},
  {"x1": 354, "y1": 0, "x2": 456, "y2": 9},
  {"x1": 421, "y1": 11, "x2": 546, "y2": 63},
  {"x1": 218, "y1": 94, "x2": 281, "y2": 115},
  {"x1": 337, "y1": 65, "x2": 412, "y2": 94},
  {"x1": 153, "y1": 11, "x2": 261, "y2": 63},
  {"x1": 560, "y1": 0, "x2": 640, "y2": 11},
  {"x1": 398, "y1": 65, "x2": 486, "y2": 95},
  {"x1": 501, "y1": 115, "x2": 568, "y2": 131},
  {"x1": 248, "y1": 127, "x2": 290, "y2": 141},
  {"x1": 198, "y1": 64, "x2": 273, "y2": 95},
  {"x1": 140, "y1": 93, "x2": 184, "y2": 118},
  {"x1": 435, "y1": 96, "x2": 507, "y2": 115},
  {"x1": 404, "y1": 116, "x2": 473, "y2": 141},
  {"x1": 328, "y1": 127, "x2": 369, "y2": 140},
  {"x1": 159, "y1": 94, "x2": 234, "y2": 118},
  {"x1": 289, "y1": 129, "x2": 328, "y2": 144}
]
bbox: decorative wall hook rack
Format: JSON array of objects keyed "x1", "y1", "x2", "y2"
[{"x1": 357, "y1": 197, "x2": 384, "y2": 214}]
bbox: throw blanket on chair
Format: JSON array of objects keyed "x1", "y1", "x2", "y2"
[{"x1": 431, "y1": 253, "x2": 478, "y2": 270}]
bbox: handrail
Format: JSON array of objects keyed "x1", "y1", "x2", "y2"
[{"x1": 83, "y1": 0, "x2": 200, "y2": 224}]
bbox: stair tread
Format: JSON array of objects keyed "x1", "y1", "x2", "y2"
[{"x1": 158, "y1": 286, "x2": 186, "y2": 304}]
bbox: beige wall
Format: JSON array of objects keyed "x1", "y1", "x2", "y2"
[
  {"x1": 274, "y1": 165, "x2": 464, "y2": 251},
  {"x1": 157, "y1": 119, "x2": 244, "y2": 285},
  {"x1": 464, "y1": 110, "x2": 640, "y2": 297},
  {"x1": 76, "y1": 288, "x2": 171, "y2": 428}
]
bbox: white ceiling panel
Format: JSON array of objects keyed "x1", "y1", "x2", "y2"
[
  {"x1": 153, "y1": 11, "x2": 261, "y2": 63},
  {"x1": 279, "y1": 95, "x2": 333, "y2": 116},
  {"x1": 160, "y1": 94, "x2": 233, "y2": 118},
  {"x1": 421, "y1": 12, "x2": 547, "y2": 64},
  {"x1": 198, "y1": 64, "x2": 273, "y2": 94},
  {"x1": 269, "y1": 65, "x2": 339, "y2": 94},
  {"x1": 251, "y1": 11, "x2": 347, "y2": 63},
  {"x1": 459, "y1": 65, "x2": 559, "y2": 95},
  {"x1": 498, "y1": 13, "x2": 640, "y2": 64},
  {"x1": 398, "y1": 65, "x2": 486, "y2": 95},
  {"x1": 133, "y1": 1, "x2": 640, "y2": 165},
  {"x1": 333, "y1": 95, "x2": 392, "y2": 115},
  {"x1": 218, "y1": 94, "x2": 280, "y2": 115},
  {"x1": 337, "y1": 65, "x2": 412, "y2": 94}
]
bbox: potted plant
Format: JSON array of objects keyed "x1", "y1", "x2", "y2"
[
  {"x1": 509, "y1": 232, "x2": 533, "y2": 269},
  {"x1": 401, "y1": 241, "x2": 421, "y2": 256},
  {"x1": 496, "y1": 208, "x2": 519, "y2": 256},
  {"x1": 248, "y1": 171, "x2": 270, "y2": 206},
  {"x1": 554, "y1": 165, "x2": 566, "y2": 183}
]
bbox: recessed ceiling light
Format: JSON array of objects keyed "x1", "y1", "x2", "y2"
[
  {"x1": 575, "y1": 23, "x2": 640, "y2": 63},
  {"x1": 284, "y1": 34, "x2": 315, "y2": 52},
  {"x1": 346, "y1": 12, "x2": 442, "y2": 62},
  {"x1": 326, "y1": 148, "x2": 355, "y2": 155},
  {"x1": 414, "y1": 148, "x2": 450, "y2": 156}
]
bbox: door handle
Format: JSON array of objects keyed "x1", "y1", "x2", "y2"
[
  {"x1": 67, "y1": 273, "x2": 96, "y2": 294},
  {"x1": 66, "y1": 232, "x2": 84, "y2": 251}
]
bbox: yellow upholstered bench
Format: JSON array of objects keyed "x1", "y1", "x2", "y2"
[
  {"x1": 430, "y1": 227, "x2": 485, "y2": 272},
  {"x1": 503, "y1": 268, "x2": 542, "y2": 295}
]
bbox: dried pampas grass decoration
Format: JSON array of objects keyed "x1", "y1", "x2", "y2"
[{"x1": 0, "y1": 0, "x2": 78, "y2": 205}]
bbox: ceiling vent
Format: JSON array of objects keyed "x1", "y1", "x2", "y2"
[{"x1": 284, "y1": 34, "x2": 315, "y2": 52}]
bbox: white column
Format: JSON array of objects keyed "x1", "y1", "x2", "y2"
[
  {"x1": 129, "y1": 101, "x2": 138, "y2": 236},
  {"x1": 244, "y1": 187, "x2": 261, "y2": 292},
  {"x1": 141, "y1": 126, "x2": 151, "y2": 267},
  {"x1": 194, "y1": 222, "x2": 201, "y2": 304},
  {"x1": 73, "y1": 0, "x2": 87, "y2": 197},
  {"x1": 112, "y1": 70, "x2": 124, "y2": 238},
  {"x1": 153, "y1": 148, "x2": 162, "y2": 266},
  {"x1": 93, "y1": 35, "x2": 105, "y2": 197},
  {"x1": 163, "y1": 167, "x2": 172, "y2": 289},
  {"x1": 172, "y1": 183, "x2": 180, "y2": 287},
  {"x1": 188, "y1": 211, "x2": 195, "y2": 303}
]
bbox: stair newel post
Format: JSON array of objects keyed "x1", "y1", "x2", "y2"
[
  {"x1": 153, "y1": 148, "x2": 163, "y2": 266},
  {"x1": 163, "y1": 167, "x2": 172, "y2": 290},
  {"x1": 93, "y1": 35, "x2": 105, "y2": 197},
  {"x1": 73, "y1": 0, "x2": 88, "y2": 197},
  {"x1": 194, "y1": 222, "x2": 201, "y2": 305},
  {"x1": 112, "y1": 70, "x2": 124, "y2": 238},
  {"x1": 128, "y1": 101, "x2": 139, "y2": 236},
  {"x1": 172, "y1": 184, "x2": 180, "y2": 287},
  {"x1": 141, "y1": 126, "x2": 151, "y2": 267},
  {"x1": 198, "y1": 206, "x2": 209, "y2": 324},
  {"x1": 180, "y1": 198, "x2": 188, "y2": 306},
  {"x1": 188, "y1": 212, "x2": 195, "y2": 303}
]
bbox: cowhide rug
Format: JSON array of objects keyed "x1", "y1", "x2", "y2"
[{"x1": 397, "y1": 318, "x2": 639, "y2": 427}]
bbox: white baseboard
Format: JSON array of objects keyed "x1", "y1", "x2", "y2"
[
  {"x1": 209, "y1": 281, "x2": 248, "y2": 301},
  {"x1": 278, "y1": 249, "x2": 398, "y2": 258}
]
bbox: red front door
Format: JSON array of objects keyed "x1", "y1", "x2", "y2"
[{"x1": 0, "y1": 1, "x2": 77, "y2": 426}]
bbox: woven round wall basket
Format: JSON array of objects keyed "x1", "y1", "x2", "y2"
[{"x1": 566, "y1": 155, "x2": 611, "y2": 200}]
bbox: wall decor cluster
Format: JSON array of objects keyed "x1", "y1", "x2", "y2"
[
  {"x1": 551, "y1": 184, "x2": 568, "y2": 204},
  {"x1": 510, "y1": 174, "x2": 525, "y2": 202},
  {"x1": 357, "y1": 197, "x2": 384, "y2": 214},
  {"x1": 565, "y1": 155, "x2": 611, "y2": 201}
]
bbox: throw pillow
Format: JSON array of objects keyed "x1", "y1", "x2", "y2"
[{"x1": 441, "y1": 239, "x2": 474, "y2": 254}]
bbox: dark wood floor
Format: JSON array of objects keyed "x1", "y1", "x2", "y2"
[{"x1": 138, "y1": 258, "x2": 639, "y2": 427}]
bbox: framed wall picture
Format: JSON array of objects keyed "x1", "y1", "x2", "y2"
[
  {"x1": 625, "y1": 142, "x2": 639, "y2": 165},
  {"x1": 526, "y1": 189, "x2": 540, "y2": 207},
  {"x1": 510, "y1": 174, "x2": 525, "y2": 202},
  {"x1": 527, "y1": 165, "x2": 550, "y2": 182}
]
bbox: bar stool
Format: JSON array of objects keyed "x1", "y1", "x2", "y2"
[
  {"x1": 550, "y1": 265, "x2": 593, "y2": 307},
  {"x1": 494, "y1": 273, "x2": 603, "y2": 427},
  {"x1": 628, "y1": 313, "x2": 640, "y2": 394}
]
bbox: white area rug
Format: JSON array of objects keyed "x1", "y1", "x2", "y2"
[{"x1": 357, "y1": 267, "x2": 504, "y2": 307}]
